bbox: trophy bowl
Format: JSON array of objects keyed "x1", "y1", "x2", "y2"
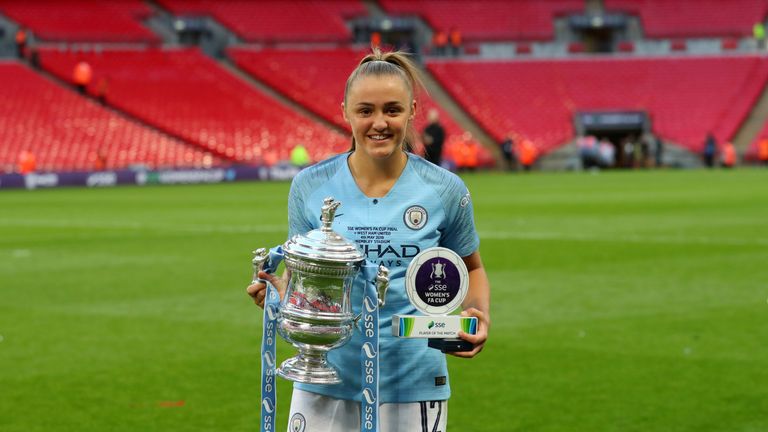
[{"x1": 276, "y1": 197, "x2": 365, "y2": 384}]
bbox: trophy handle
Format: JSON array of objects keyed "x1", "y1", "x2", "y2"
[
  {"x1": 251, "y1": 248, "x2": 270, "y2": 284},
  {"x1": 375, "y1": 265, "x2": 389, "y2": 307}
]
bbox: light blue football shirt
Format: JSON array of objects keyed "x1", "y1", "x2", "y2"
[{"x1": 287, "y1": 152, "x2": 479, "y2": 403}]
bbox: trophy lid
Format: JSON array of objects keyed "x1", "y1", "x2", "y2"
[{"x1": 283, "y1": 197, "x2": 364, "y2": 264}]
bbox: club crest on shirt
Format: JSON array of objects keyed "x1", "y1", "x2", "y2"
[
  {"x1": 404, "y1": 205, "x2": 428, "y2": 230},
  {"x1": 289, "y1": 413, "x2": 306, "y2": 432},
  {"x1": 460, "y1": 192, "x2": 471, "y2": 208}
]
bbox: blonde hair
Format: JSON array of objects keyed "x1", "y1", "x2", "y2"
[{"x1": 344, "y1": 47, "x2": 424, "y2": 152}]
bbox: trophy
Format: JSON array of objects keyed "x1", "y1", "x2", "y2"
[
  {"x1": 392, "y1": 247, "x2": 477, "y2": 352},
  {"x1": 253, "y1": 197, "x2": 389, "y2": 384}
]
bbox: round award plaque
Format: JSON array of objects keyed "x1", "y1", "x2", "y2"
[{"x1": 405, "y1": 247, "x2": 469, "y2": 316}]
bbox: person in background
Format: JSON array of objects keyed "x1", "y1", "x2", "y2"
[
  {"x1": 15, "y1": 27, "x2": 27, "y2": 59},
  {"x1": 720, "y1": 141, "x2": 736, "y2": 168},
  {"x1": 598, "y1": 137, "x2": 615, "y2": 168},
  {"x1": 433, "y1": 30, "x2": 448, "y2": 56},
  {"x1": 654, "y1": 135, "x2": 664, "y2": 168},
  {"x1": 500, "y1": 135, "x2": 516, "y2": 170},
  {"x1": 517, "y1": 138, "x2": 538, "y2": 171},
  {"x1": 422, "y1": 109, "x2": 445, "y2": 166},
  {"x1": 290, "y1": 144, "x2": 311, "y2": 168},
  {"x1": 73, "y1": 60, "x2": 93, "y2": 94},
  {"x1": 449, "y1": 27, "x2": 462, "y2": 56},
  {"x1": 754, "y1": 22, "x2": 766, "y2": 51},
  {"x1": 621, "y1": 136, "x2": 634, "y2": 168},
  {"x1": 703, "y1": 132, "x2": 716, "y2": 168},
  {"x1": 758, "y1": 137, "x2": 768, "y2": 166},
  {"x1": 96, "y1": 77, "x2": 110, "y2": 105},
  {"x1": 17, "y1": 150, "x2": 36, "y2": 174}
]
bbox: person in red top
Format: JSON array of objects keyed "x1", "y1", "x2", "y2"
[
  {"x1": 758, "y1": 137, "x2": 768, "y2": 166},
  {"x1": 449, "y1": 27, "x2": 462, "y2": 56},
  {"x1": 17, "y1": 150, "x2": 36, "y2": 174},
  {"x1": 370, "y1": 32, "x2": 382, "y2": 49},
  {"x1": 720, "y1": 142, "x2": 736, "y2": 168},
  {"x1": 517, "y1": 138, "x2": 538, "y2": 171},
  {"x1": 15, "y1": 27, "x2": 27, "y2": 59},
  {"x1": 433, "y1": 30, "x2": 448, "y2": 56},
  {"x1": 72, "y1": 61, "x2": 93, "y2": 94}
]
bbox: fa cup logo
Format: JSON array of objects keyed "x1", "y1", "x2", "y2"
[{"x1": 431, "y1": 261, "x2": 445, "y2": 280}]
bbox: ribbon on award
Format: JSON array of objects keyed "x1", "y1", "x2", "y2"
[
  {"x1": 253, "y1": 246, "x2": 284, "y2": 432},
  {"x1": 360, "y1": 263, "x2": 389, "y2": 432}
]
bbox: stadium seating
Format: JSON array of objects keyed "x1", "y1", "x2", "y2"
[
  {"x1": 0, "y1": 63, "x2": 218, "y2": 173},
  {"x1": 229, "y1": 47, "x2": 495, "y2": 167},
  {"x1": 156, "y1": 0, "x2": 365, "y2": 43},
  {"x1": 379, "y1": 0, "x2": 584, "y2": 41},
  {"x1": 0, "y1": 0, "x2": 159, "y2": 43},
  {"x1": 604, "y1": 0, "x2": 768, "y2": 38},
  {"x1": 37, "y1": 47, "x2": 348, "y2": 165},
  {"x1": 428, "y1": 55, "x2": 768, "y2": 154}
]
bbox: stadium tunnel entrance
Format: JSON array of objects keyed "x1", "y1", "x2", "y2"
[
  {"x1": 568, "y1": 13, "x2": 629, "y2": 53},
  {"x1": 575, "y1": 111, "x2": 650, "y2": 168}
]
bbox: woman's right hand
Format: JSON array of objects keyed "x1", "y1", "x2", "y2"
[{"x1": 246, "y1": 271, "x2": 287, "y2": 309}]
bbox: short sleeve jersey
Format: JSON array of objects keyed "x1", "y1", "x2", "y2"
[{"x1": 287, "y1": 152, "x2": 479, "y2": 403}]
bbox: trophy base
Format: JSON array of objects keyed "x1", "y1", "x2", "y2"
[
  {"x1": 277, "y1": 352, "x2": 341, "y2": 385},
  {"x1": 428, "y1": 338, "x2": 474, "y2": 353}
]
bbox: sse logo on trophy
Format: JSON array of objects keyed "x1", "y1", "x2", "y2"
[{"x1": 392, "y1": 247, "x2": 478, "y2": 352}]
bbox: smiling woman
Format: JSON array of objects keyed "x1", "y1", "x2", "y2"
[{"x1": 246, "y1": 47, "x2": 491, "y2": 432}]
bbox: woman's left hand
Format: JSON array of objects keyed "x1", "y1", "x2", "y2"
[{"x1": 449, "y1": 307, "x2": 489, "y2": 358}]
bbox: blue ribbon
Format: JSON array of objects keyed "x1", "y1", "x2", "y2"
[
  {"x1": 360, "y1": 263, "x2": 380, "y2": 432},
  {"x1": 260, "y1": 246, "x2": 284, "y2": 432}
]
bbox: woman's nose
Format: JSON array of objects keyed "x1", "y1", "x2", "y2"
[{"x1": 372, "y1": 113, "x2": 387, "y2": 131}]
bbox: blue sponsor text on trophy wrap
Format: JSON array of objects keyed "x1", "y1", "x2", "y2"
[{"x1": 259, "y1": 246, "x2": 284, "y2": 432}]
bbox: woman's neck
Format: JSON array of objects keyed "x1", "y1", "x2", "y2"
[{"x1": 348, "y1": 150, "x2": 408, "y2": 198}]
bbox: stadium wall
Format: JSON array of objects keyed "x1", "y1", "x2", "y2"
[{"x1": 0, "y1": 164, "x2": 301, "y2": 190}]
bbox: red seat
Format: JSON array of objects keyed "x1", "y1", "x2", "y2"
[
  {"x1": 157, "y1": 0, "x2": 364, "y2": 43},
  {"x1": 229, "y1": 47, "x2": 494, "y2": 166},
  {"x1": 0, "y1": 63, "x2": 218, "y2": 172},
  {"x1": 605, "y1": 0, "x2": 767, "y2": 38},
  {"x1": 0, "y1": 0, "x2": 159, "y2": 43},
  {"x1": 38, "y1": 47, "x2": 349, "y2": 166},
  {"x1": 379, "y1": 0, "x2": 583, "y2": 42},
  {"x1": 428, "y1": 56, "x2": 768, "y2": 155}
]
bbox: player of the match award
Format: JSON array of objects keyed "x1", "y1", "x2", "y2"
[{"x1": 392, "y1": 247, "x2": 478, "y2": 352}]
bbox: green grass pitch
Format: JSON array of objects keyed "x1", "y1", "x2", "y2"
[{"x1": 1, "y1": 168, "x2": 767, "y2": 431}]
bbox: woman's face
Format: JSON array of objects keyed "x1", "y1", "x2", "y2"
[{"x1": 343, "y1": 74, "x2": 415, "y2": 161}]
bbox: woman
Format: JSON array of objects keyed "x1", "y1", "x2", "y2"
[{"x1": 247, "y1": 48, "x2": 490, "y2": 431}]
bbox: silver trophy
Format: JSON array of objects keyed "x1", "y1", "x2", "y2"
[{"x1": 253, "y1": 197, "x2": 389, "y2": 384}]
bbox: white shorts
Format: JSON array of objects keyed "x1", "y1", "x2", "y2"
[{"x1": 287, "y1": 389, "x2": 448, "y2": 432}]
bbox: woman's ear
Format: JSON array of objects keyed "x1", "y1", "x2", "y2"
[
  {"x1": 410, "y1": 99, "x2": 417, "y2": 121},
  {"x1": 341, "y1": 102, "x2": 349, "y2": 122}
]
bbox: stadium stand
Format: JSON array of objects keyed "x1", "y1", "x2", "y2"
[
  {"x1": 37, "y1": 47, "x2": 349, "y2": 166},
  {"x1": 379, "y1": 0, "x2": 584, "y2": 41},
  {"x1": 428, "y1": 56, "x2": 768, "y2": 154},
  {"x1": 604, "y1": 0, "x2": 768, "y2": 38},
  {"x1": 156, "y1": 0, "x2": 365, "y2": 43},
  {"x1": 0, "y1": 0, "x2": 159, "y2": 43},
  {"x1": 0, "y1": 63, "x2": 217, "y2": 173},
  {"x1": 229, "y1": 47, "x2": 495, "y2": 167}
]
